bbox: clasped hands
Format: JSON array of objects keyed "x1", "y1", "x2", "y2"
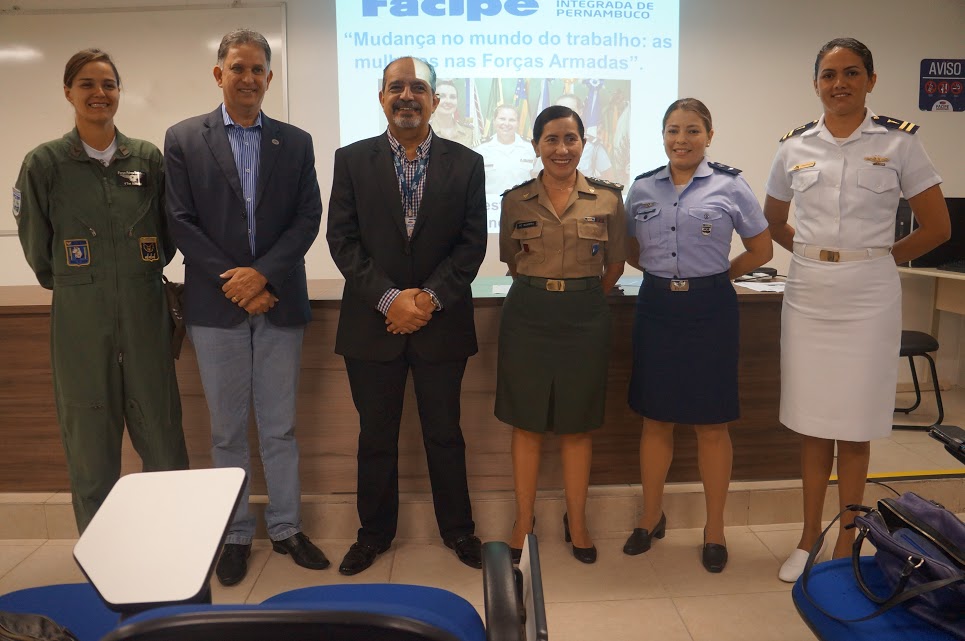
[
  {"x1": 386, "y1": 288, "x2": 435, "y2": 334},
  {"x1": 221, "y1": 267, "x2": 277, "y2": 315}
]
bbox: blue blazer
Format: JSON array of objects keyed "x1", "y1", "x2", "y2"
[
  {"x1": 164, "y1": 107, "x2": 322, "y2": 328},
  {"x1": 327, "y1": 133, "x2": 487, "y2": 362}
]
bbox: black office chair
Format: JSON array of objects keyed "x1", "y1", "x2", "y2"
[{"x1": 893, "y1": 330, "x2": 948, "y2": 431}]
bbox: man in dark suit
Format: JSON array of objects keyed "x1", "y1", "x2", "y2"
[
  {"x1": 328, "y1": 56, "x2": 487, "y2": 575},
  {"x1": 164, "y1": 29, "x2": 327, "y2": 586}
]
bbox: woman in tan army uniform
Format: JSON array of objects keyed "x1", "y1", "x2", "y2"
[
  {"x1": 429, "y1": 79, "x2": 475, "y2": 148},
  {"x1": 14, "y1": 49, "x2": 188, "y2": 532},
  {"x1": 497, "y1": 105, "x2": 626, "y2": 565}
]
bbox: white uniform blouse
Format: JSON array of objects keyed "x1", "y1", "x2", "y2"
[{"x1": 765, "y1": 110, "x2": 942, "y2": 249}]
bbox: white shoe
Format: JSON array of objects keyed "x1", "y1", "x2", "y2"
[{"x1": 778, "y1": 538, "x2": 828, "y2": 583}]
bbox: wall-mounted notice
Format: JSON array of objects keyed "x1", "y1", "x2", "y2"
[{"x1": 920, "y1": 58, "x2": 964, "y2": 112}]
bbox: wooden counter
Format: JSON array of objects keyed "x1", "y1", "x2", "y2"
[{"x1": 0, "y1": 277, "x2": 797, "y2": 494}]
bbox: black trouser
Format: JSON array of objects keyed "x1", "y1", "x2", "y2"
[{"x1": 344, "y1": 350, "x2": 475, "y2": 547}]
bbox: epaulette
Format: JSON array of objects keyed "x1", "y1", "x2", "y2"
[
  {"x1": 872, "y1": 115, "x2": 919, "y2": 134},
  {"x1": 708, "y1": 161, "x2": 741, "y2": 176},
  {"x1": 501, "y1": 178, "x2": 535, "y2": 197},
  {"x1": 779, "y1": 120, "x2": 819, "y2": 142},
  {"x1": 634, "y1": 166, "x2": 664, "y2": 180},
  {"x1": 585, "y1": 176, "x2": 624, "y2": 191}
]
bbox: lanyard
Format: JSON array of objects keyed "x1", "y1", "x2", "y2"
[{"x1": 393, "y1": 151, "x2": 428, "y2": 236}]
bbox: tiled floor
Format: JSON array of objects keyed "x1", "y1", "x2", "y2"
[{"x1": 0, "y1": 388, "x2": 961, "y2": 640}]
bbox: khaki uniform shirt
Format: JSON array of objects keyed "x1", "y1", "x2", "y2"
[{"x1": 500, "y1": 172, "x2": 628, "y2": 278}]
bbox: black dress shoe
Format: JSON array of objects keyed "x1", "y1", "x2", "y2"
[
  {"x1": 272, "y1": 532, "x2": 330, "y2": 570},
  {"x1": 215, "y1": 543, "x2": 251, "y2": 586},
  {"x1": 445, "y1": 534, "x2": 483, "y2": 569},
  {"x1": 623, "y1": 512, "x2": 667, "y2": 556},
  {"x1": 339, "y1": 541, "x2": 390, "y2": 576},
  {"x1": 563, "y1": 513, "x2": 597, "y2": 565},
  {"x1": 702, "y1": 531, "x2": 728, "y2": 573}
]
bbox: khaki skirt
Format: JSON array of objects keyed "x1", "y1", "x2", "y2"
[{"x1": 495, "y1": 275, "x2": 611, "y2": 434}]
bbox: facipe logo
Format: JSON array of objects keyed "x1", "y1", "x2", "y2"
[{"x1": 361, "y1": 0, "x2": 540, "y2": 22}]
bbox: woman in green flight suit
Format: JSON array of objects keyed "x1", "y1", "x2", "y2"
[{"x1": 14, "y1": 49, "x2": 188, "y2": 532}]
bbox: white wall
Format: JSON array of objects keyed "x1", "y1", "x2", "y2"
[{"x1": 2, "y1": 0, "x2": 962, "y2": 382}]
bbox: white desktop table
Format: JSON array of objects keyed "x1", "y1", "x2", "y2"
[{"x1": 73, "y1": 467, "x2": 245, "y2": 613}]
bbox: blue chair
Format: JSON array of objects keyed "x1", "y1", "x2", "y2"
[
  {"x1": 0, "y1": 583, "x2": 120, "y2": 641},
  {"x1": 792, "y1": 557, "x2": 959, "y2": 641}
]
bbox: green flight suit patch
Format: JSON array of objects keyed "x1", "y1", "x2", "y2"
[
  {"x1": 12, "y1": 187, "x2": 21, "y2": 218},
  {"x1": 139, "y1": 237, "x2": 159, "y2": 262},
  {"x1": 65, "y1": 239, "x2": 90, "y2": 266}
]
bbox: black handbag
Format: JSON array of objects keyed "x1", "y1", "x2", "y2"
[
  {"x1": 160, "y1": 275, "x2": 186, "y2": 359},
  {"x1": 800, "y1": 492, "x2": 965, "y2": 639},
  {"x1": 0, "y1": 611, "x2": 79, "y2": 641}
]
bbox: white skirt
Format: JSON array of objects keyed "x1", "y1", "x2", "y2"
[{"x1": 780, "y1": 253, "x2": 901, "y2": 441}]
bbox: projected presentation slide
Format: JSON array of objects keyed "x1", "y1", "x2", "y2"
[{"x1": 337, "y1": 1, "x2": 679, "y2": 232}]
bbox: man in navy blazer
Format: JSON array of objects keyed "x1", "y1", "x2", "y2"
[
  {"x1": 328, "y1": 56, "x2": 487, "y2": 575},
  {"x1": 164, "y1": 29, "x2": 326, "y2": 586}
]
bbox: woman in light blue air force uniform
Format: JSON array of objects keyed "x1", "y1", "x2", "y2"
[
  {"x1": 764, "y1": 38, "x2": 950, "y2": 583},
  {"x1": 623, "y1": 99, "x2": 772, "y2": 573}
]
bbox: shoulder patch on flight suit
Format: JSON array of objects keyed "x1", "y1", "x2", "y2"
[
  {"x1": 634, "y1": 166, "x2": 664, "y2": 180},
  {"x1": 12, "y1": 188, "x2": 21, "y2": 218},
  {"x1": 779, "y1": 120, "x2": 819, "y2": 142},
  {"x1": 585, "y1": 176, "x2": 624, "y2": 191},
  {"x1": 501, "y1": 178, "x2": 535, "y2": 197},
  {"x1": 872, "y1": 115, "x2": 919, "y2": 134},
  {"x1": 708, "y1": 161, "x2": 742, "y2": 176},
  {"x1": 139, "y1": 237, "x2": 160, "y2": 262},
  {"x1": 64, "y1": 240, "x2": 90, "y2": 266}
]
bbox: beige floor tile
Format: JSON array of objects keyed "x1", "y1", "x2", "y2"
[
  {"x1": 0, "y1": 544, "x2": 85, "y2": 593},
  {"x1": 44, "y1": 503, "x2": 79, "y2": 539},
  {"x1": 0, "y1": 505, "x2": 47, "y2": 539},
  {"x1": 544, "y1": 598, "x2": 693, "y2": 641},
  {"x1": 644, "y1": 527, "x2": 787, "y2": 597},
  {"x1": 245, "y1": 539, "x2": 393, "y2": 604},
  {"x1": 388, "y1": 540, "x2": 484, "y2": 605},
  {"x1": 748, "y1": 521, "x2": 803, "y2": 533},
  {"x1": 0, "y1": 539, "x2": 47, "y2": 547},
  {"x1": 209, "y1": 541, "x2": 273, "y2": 605},
  {"x1": 866, "y1": 439, "x2": 941, "y2": 475},
  {"x1": 674, "y1": 592, "x2": 815, "y2": 641},
  {"x1": 0, "y1": 544, "x2": 43, "y2": 582},
  {"x1": 0, "y1": 493, "x2": 54, "y2": 504},
  {"x1": 534, "y1": 537, "x2": 668, "y2": 603}
]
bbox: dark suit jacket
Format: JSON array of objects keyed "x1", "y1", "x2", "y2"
[
  {"x1": 164, "y1": 107, "x2": 322, "y2": 327},
  {"x1": 328, "y1": 133, "x2": 487, "y2": 362}
]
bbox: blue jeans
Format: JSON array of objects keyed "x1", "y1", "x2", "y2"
[{"x1": 187, "y1": 316, "x2": 304, "y2": 543}]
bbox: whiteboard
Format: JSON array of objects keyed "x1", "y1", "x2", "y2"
[{"x1": 0, "y1": 4, "x2": 287, "y2": 233}]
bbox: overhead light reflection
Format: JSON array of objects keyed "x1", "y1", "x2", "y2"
[{"x1": 0, "y1": 46, "x2": 43, "y2": 63}]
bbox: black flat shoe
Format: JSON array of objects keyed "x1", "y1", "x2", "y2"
[
  {"x1": 215, "y1": 543, "x2": 251, "y2": 586},
  {"x1": 563, "y1": 513, "x2": 597, "y2": 565},
  {"x1": 623, "y1": 512, "x2": 667, "y2": 556},
  {"x1": 339, "y1": 541, "x2": 390, "y2": 576},
  {"x1": 702, "y1": 530, "x2": 728, "y2": 573},
  {"x1": 272, "y1": 532, "x2": 330, "y2": 570},
  {"x1": 445, "y1": 534, "x2": 483, "y2": 569}
]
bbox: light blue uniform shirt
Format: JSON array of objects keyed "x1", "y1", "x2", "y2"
[
  {"x1": 625, "y1": 158, "x2": 767, "y2": 279},
  {"x1": 222, "y1": 104, "x2": 262, "y2": 256}
]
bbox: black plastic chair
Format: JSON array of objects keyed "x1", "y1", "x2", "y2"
[{"x1": 894, "y1": 330, "x2": 946, "y2": 431}]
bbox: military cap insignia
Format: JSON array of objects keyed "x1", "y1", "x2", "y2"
[
  {"x1": 139, "y1": 237, "x2": 160, "y2": 262},
  {"x1": 117, "y1": 171, "x2": 145, "y2": 187},
  {"x1": 779, "y1": 120, "x2": 819, "y2": 142},
  {"x1": 708, "y1": 161, "x2": 742, "y2": 175},
  {"x1": 585, "y1": 176, "x2": 625, "y2": 190},
  {"x1": 65, "y1": 239, "x2": 90, "y2": 266},
  {"x1": 634, "y1": 165, "x2": 665, "y2": 180},
  {"x1": 501, "y1": 178, "x2": 535, "y2": 197},
  {"x1": 872, "y1": 116, "x2": 919, "y2": 134},
  {"x1": 12, "y1": 188, "x2": 21, "y2": 219}
]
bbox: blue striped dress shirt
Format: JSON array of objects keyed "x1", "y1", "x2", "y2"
[{"x1": 222, "y1": 104, "x2": 262, "y2": 256}]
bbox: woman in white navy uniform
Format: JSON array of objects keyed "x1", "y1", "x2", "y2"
[
  {"x1": 623, "y1": 99, "x2": 772, "y2": 572},
  {"x1": 764, "y1": 38, "x2": 950, "y2": 582}
]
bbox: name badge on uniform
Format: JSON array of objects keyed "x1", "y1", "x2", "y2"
[
  {"x1": 64, "y1": 239, "x2": 90, "y2": 266},
  {"x1": 12, "y1": 187, "x2": 21, "y2": 218},
  {"x1": 791, "y1": 162, "x2": 816, "y2": 172},
  {"x1": 583, "y1": 216, "x2": 602, "y2": 223},
  {"x1": 117, "y1": 170, "x2": 145, "y2": 187},
  {"x1": 591, "y1": 243, "x2": 600, "y2": 256},
  {"x1": 701, "y1": 223, "x2": 712, "y2": 236},
  {"x1": 139, "y1": 236, "x2": 159, "y2": 262},
  {"x1": 515, "y1": 220, "x2": 538, "y2": 229}
]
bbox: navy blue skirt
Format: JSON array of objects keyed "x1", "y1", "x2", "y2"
[{"x1": 628, "y1": 273, "x2": 740, "y2": 424}]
